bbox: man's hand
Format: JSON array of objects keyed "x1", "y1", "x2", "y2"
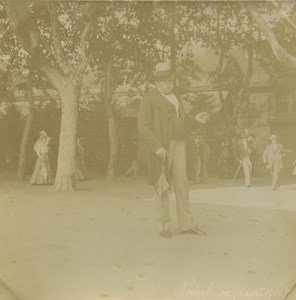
[
  {"x1": 155, "y1": 147, "x2": 168, "y2": 161},
  {"x1": 195, "y1": 111, "x2": 210, "y2": 124}
]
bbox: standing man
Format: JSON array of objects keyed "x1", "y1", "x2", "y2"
[
  {"x1": 263, "y1": 134, "x2": 285, "y2": 191},
  {"x1": 247, "y1": 133, "x2": 256, "y2": 175},
  {"x1": 218, "y1": 140, "x2": 231, "y2": 178},
  {"x1": 236, "y1": 132, "x2": 255, "y2": 187},
  {"x1": 138, "y1": 61, "x2": 209, "y2": 238}
]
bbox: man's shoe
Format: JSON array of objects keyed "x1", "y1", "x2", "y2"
[
  {"x1": 181, "y1": 227, "x2": 206, "y2": 235},
  {"x1": 159, "y1": 230, "x2": 172, "y2": 238}
]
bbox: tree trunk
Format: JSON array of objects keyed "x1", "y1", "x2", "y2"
[
  {"x1": 4, "y1": 0, "x2": 92, "y2": 191},
  {"x1": 216, "y1": 49, "x2": 225, "y2": 103},
  {"x1": 103, "y1": 3, "x2": 118, "y2": 181},
  {"x1": 216, "y1": 48, "x2": 235, "y2": 130},
  {"x1": 17, "y1": 69, "x2": 35, "y2": 181},
  {"x1": 54, "y1": 81, "x2": 79, "y2": 192},
  {"x1": 106, "y1": 113, "x2": 118, "y2": 180},
  {"x1": 247, "y1": 3, "x2": 296, "y2": 70},
  {"x1": 169, "y1": 1, "x2": 177, "y2": 73},
  {"x1": 105, "y1": 57, "x2": 118, "y2": 180},
  {"x1": 0, "y1": 53, "x2": 17, "y2": 103},
  {"x1": 233, "y1": 45, "x2": 254, "y2": 123}
]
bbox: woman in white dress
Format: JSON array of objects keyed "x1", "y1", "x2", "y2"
[
  {"x1": 30, "y1": 131, "x2": 54, "y2": 185},
  {"x1": 292, "y1": 160, "x2": 296, "y2": 176}
]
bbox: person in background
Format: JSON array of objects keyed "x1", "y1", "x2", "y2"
[
  {"x1": 236, "y1": 132, "x2": 255, "y2": 187},
  {"x1": 126, "y1": 136, "x2": 140, "y2": 177},
  {"x1": 292, "y1": 159, "x2": 296, "y2": 176},
  {"x1": 75, "y1": 137, "x2": 87, "y2": 180},
  {"x1": 247, "y1": 133, "x2": 256, "y2": 175},
  {"x1": 263, "y1": 134, "x2": 285, "y2": 191},
  {"x1": 138, "y1": 60, "x2": 209, "y2": 238},
  {"x1": 229, "y1": 136, "x2": 239, "y2": 176},
  {"x1": 218, "y1": 140, "x2": 231, "y2": 178},
  {"x1": 30, "y1": 130, "x2": 54, "y2": 185}
]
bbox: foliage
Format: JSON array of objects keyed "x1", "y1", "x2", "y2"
[
  {"x1": 2, "y1": 1, "x2": 296, "y2": 181},
  {"x1": 0, "y1": 104, "x2": 25, "y2": 171},
  {"x1": 0, "y1": 101, "x2": 113, "y2": 176}
]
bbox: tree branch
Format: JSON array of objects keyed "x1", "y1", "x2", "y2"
[
  {"x1": 233, "y1": 45, "x2": 254, "y2": 120},
  {"x1": 215, "y1": 7, "x2": 225, "y2": 104},
  {"x1": 4, "y1": 0, "x2": 65, "y2": 91},
  {"x1": 77, "y1": 21, "x2": 92, "y2": 74},
  {"x1": 4, "y1": 0, "x2": 41, "y2": 55},
  {"x1": 39, "y1": 76, "x2": 58, "y2": 109},
  {"x1": 46, "y1": 2, "x2": 75, "y2": 76},
  {"x1": 215, "y1": 6, "x2": 233, "y2": 127},
  {"x1": 216, "y1": 48, "x2": 225, "y2": 103},
  {"x1": 26, "y1": 66, "x2": 36, "y2": 112},
  {"x1": 39, "y1": 64, "x2": 65, "y2": 91},
  {"x1": 74, "y1": 3, "x2": 96, "y2": 83},
  {"x1": 244, "y1": 46, "x2": 254, "y2": 91},
  {"x1": 0, "y1": 51, "x2": 18, "y2": 102},
  {"x1": 82, "y1": 86, "x2": 103, "y2": 103},
  {"x1": 246, "y1": 2, "x2": 296, "y2": 69}
]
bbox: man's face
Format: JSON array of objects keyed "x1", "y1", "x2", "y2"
[{"x1": 155, "y1": 76, "x2": 174, "y2": 95}]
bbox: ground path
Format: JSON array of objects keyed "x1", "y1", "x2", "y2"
[{"x1": 0, "y1": 176, "x2": 296, "y2": 300}]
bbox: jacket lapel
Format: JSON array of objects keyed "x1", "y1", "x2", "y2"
[
  {"x1": 155, "y1": 89, "x2": 176, "y2": 109},
  {"x1": 154, "y1": 88, "x2": 186, "y2": 120},
  {"x1": 154, "y1": 89, "x2": 177, "y2": 117}
]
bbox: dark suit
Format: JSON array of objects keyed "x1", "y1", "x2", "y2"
[
  {"x1": 138, "y1": 88, "x2": 189, "y2": 184},
  {"x1": 138, "y1": 88, "x2": 194, "y2": 231},
  {"x1": 236, "y1": 139, "x2": 255, "y2": 186}
]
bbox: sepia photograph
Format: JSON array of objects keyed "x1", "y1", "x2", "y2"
[{"x1": 0, "y1": 0, "x2": 296, "y2": 299}]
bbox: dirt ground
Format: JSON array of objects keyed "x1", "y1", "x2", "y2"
[{"x1": 1, "y1": 175, "x2": 296, "y2": 300}]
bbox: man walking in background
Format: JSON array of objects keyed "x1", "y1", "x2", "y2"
[
  {"x1": 236, "y1": 132, "x2": 255, "y2": 187},
  {"x1": 263, "y1": 134, "x2": 285, "y2": 191},
  {"x1": 138, "y1": 60, "x2": 209, "y2": 238}
]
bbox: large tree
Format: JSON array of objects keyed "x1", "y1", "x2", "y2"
[
  {"x1": 247, "y1": 2, "x2": 296, "y2": 70},
  {"x1": 88, "y1": 1, "x2": 165, "y2": 179},
  {"x1": 193, "y1": 2, "x2": 256, "y2": 128},
  {"x1": 0, "y1": 3, "x2": 31, "y2": 178},
  {"x1": 4, "y1": 0, "x2": 94, "y2": 191}
]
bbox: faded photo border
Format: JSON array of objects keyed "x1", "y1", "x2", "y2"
[{"x1": 1, "y1": 0, "x2": 296, "y2": 300}]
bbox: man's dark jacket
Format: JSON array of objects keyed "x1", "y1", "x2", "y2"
[{"x1": 138, "y1": 88, "x2": 191, "y2": 185}]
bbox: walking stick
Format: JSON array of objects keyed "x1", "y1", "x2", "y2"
[{"x1": 231, "y1": 162, "x2": 242, "y2": 184}]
